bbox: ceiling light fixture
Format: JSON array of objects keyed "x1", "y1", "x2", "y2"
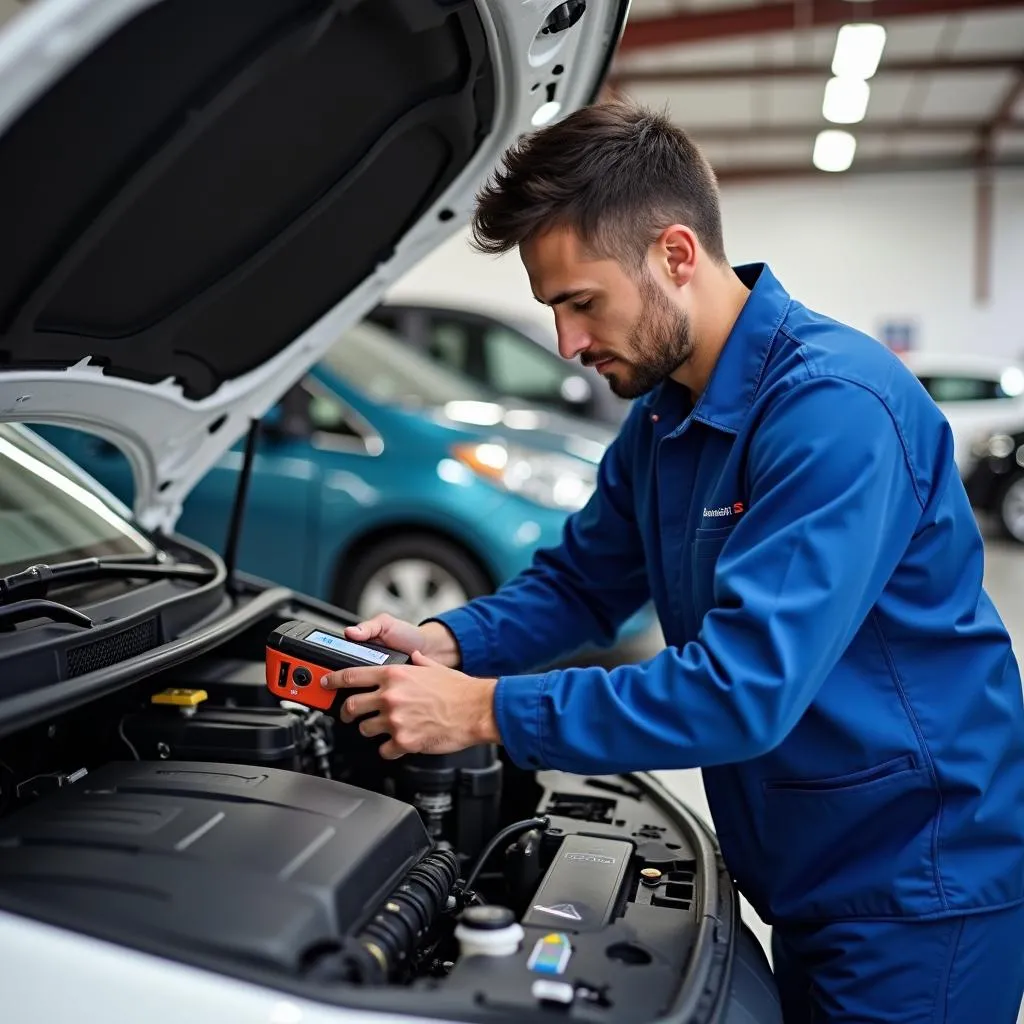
[
  {"x1": 831, "y1": 23, "x2": 887, "y2": 80},
  {"x1": 812, "y1": 20, "x2": 884, "y2": 173},
  {"x1": 823, "y1": 76, "x2": 871, "y2": 123},
  {"x1": 813, "y1": 129, "x2": 857, "y2": 172}
]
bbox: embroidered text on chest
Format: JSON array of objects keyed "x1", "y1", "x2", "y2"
[{"x1": 702, "y1": 502, "x2": 745, "y2": 519}]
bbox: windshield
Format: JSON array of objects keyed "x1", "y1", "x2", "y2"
[
  {"x1": 322, "y1": 320, "x2": 496, "y2": 407},
  {"x1": 0, "y1": 425, "x2": 155, "y2": 577}
]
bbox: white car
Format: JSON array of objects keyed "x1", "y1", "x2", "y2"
[
  {"x1": 0, "y1": 3, "x2": 780, "y2": 1024},
  {"x1": 900, "y1": 352, "x2": 1024, "y2": 476}
]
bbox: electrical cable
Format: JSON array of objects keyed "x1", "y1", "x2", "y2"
[
  {"x1": 461, "y1": 814, "x2": 549, "y2": 894},
  {"x1": 117, "y1": 716, "x2": 140, "y2": 760},
  {"x1": 16, "y1": 772, "x2": 62, "y2": 795}
]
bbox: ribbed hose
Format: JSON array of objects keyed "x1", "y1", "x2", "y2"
[{"x1": 353, "y1": 847, "x2": 461, "y2": 983}]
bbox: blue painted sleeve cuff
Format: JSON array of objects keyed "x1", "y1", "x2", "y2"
[
  {"x1": 494, "y1": 673, "x2": 551, "y2": 770},
  {"x1": 424, "y1": 606, "x2": 491, "y2": 676}
]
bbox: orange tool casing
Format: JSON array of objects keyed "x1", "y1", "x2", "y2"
[
  {"x1": 265, "y1": 647, "x2": 340, "y2": 711},
  {"x1": 265, "y1": 619, "x2": 408, "y2": 712}
]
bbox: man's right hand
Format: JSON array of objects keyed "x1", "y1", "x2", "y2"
[{"x1": 344, "y1": 614, "x2": 461, "y2": 669}]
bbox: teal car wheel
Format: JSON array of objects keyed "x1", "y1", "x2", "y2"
[{"x1": 336, "y1": 533, "x2": 492, "y2": 623}]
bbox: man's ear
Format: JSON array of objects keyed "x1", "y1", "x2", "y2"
[{"x1": 653, "y1": 224, "x2": 698, "y2": 288}]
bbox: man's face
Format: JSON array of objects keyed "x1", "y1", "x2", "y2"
[{"x1": 521, "y1": 226, "x2": 693, "y2": 400}]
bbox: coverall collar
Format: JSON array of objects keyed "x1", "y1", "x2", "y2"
[{"x1": 645, "y1": 262, "x2": 791, "y2": 435}]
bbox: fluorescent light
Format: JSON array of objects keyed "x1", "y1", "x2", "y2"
[
  {"x1": 823, "y1": 76, "x2": 870, "y2": 124},
  {"x1": 831, "y1": 23, "x2": 887, "y2": 80},
  {"x1": 813, "y1": 129, "x2": 857, "y2": 172}
]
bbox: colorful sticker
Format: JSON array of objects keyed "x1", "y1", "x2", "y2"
[{"x1": 527, "y1": 932, "x2": 572, "y2": 975}]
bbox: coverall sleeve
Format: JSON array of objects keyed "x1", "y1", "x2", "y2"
[
  {"x1": 493, "y1": 374, "x2": 928, "y2": 773},
  {"x1": 429, "y1": 406, "x2": 652, "y2": 678}
]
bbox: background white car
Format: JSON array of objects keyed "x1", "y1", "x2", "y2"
[{"x1": 900, "y1": 352, "x2": 1024, "y2": 477}]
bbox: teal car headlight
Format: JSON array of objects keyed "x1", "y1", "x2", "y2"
[{"x1": 451, "y1": 442, "x2": 598, "y2": 512}]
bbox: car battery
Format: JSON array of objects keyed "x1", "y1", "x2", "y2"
[{"x1": 120, "y1": 692, "x2": 306, "y2": 771}]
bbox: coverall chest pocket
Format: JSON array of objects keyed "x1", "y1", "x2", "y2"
[{"x1": 691, "y1": 525, "x2": 735, "y2": 620}]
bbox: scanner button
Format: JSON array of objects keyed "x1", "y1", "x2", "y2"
[{"x1": 292, "y1": 667, "x2": 312, "y2": 687}]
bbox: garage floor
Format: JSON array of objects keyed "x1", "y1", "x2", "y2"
[{"x1": 600, "y1": 524, "x2": 1024, "y2": 1013}]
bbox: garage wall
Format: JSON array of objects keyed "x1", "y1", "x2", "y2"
[
  {"x1": 388, "y1": 169, "x2": 1024, "y2": 362},
  {"x1": 720, "y1": 170, "x2": 1024, "y2": 361}
]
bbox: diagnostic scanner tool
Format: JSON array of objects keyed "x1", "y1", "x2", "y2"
[{"x1": 266, "y1": 619, "x2": 408, "y2": 711}]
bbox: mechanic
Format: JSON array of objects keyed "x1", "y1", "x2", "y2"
[{"x1": 323, "y1": 102, "x2": 1024, "y2": 1022}]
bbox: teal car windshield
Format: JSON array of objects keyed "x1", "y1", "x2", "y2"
[
  {"x1": 0, "y1": 424, "x2": 154, "y2": 576},
  {"x1": 323, "y1": 321, "x2": 496, "y2": 407}
]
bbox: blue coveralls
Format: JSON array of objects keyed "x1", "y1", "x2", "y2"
[{"x1": 435, "y1": 264, "x2": 1024, "y2": 1022}]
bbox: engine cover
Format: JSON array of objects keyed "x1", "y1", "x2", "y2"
[{"x1": 0, "y1": 761, "x2": 431, "y2": 973}]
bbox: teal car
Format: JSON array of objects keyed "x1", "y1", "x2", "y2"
[{"x1": 39, "y1": 320, "x2": 653, "y2": 650}]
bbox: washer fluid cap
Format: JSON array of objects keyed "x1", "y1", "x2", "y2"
[
  {"x1": 460, "y1": 905, "x2": 515, "y2": 930},
  {"x1": 455, "y1": 905, "x2": 524, "y2": 957}
]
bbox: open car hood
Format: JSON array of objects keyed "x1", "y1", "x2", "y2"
[{"x1": 0, "y1": 0, "x2": 628, "y2": 532}]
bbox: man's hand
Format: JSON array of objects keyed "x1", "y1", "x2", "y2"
[
  {"x1": 344, "y1": 615, "x2": 461, "y2": 668},
  {"x1": 320, "y1": 650, "x2": 499, "y2": 759}
]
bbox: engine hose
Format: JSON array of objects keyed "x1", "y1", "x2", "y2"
[
  {"x1": 353, "y1": 847, "x2": 461, "y2": 983},
  {"x1": 305, "y1": 710, "x2": 333, "y2": 780},
  {"x1": 461, "y1": 815, "x2": 549, "y2": 894}
]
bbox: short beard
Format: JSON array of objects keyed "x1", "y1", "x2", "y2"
[{"x1": 605, "y1": 272, "x2": 694, "y2": 400}]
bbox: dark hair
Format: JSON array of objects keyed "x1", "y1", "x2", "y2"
[{"x1": 471, "y1": 101, "x2": 727, "y2": 269}]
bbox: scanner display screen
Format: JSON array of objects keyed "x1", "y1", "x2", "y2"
[{"x1": 305, "y1": 630, "x2": 389, "y2": 665}]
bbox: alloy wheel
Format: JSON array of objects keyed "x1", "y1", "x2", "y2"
[{"x1": 356, "y1": 558, "x2": 470, "y2": 623}]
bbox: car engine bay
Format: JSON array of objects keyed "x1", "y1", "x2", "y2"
[{"x1": 0, "y1": 599, "x2": 741, "y2": 1023}]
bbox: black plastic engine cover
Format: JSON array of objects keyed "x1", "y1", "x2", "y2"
[
  {"x1": 0, "y1": 760, "x2": 431, "y2": 973},
  {"x1": 121, "y1": 704, "x2": 307, "y2": 770}
]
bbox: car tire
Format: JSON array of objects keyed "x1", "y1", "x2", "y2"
[
  {"x1": 997, "y1": 472, "x2": 1024, "y2": 545},
  {"x1": 335, "y1": 534, "x2": 493, "y2": 624}
]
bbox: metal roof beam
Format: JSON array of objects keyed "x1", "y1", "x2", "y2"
[
  {"x1": 976, "y1": 66, "x2": 1024, "y2": 160},
  {"x1": 689, "y1": 118, "x2": 1024, "y2": 142},
  {"x1": 970, "y1": 70, "x2": 1022, "y2": 304},
  {"x1": 987, "y1": 70, "x2": 1024, "y2": 131},
  {"x1": 618, "y1": 0, "x2": 1024, "y2": 53},
  {"x1": 712, "y1": 153, "x2": 1024, "y2": 184},
  {"x1": 610, "y1": 55, "x2": 1024, "y2": 86}
]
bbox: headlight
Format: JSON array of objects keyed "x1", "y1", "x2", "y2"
[
  {"x1": 1000, "y1": 367, "x2": 1024, "y2": 398},
  {"x1": 451, "y1": 442, "x2": 597, "y2": 511},
  {"x1": 989, "y1": 434, "x2": 1015, "y2": 459},
  {"x1": 970, "y1": 432, "x2": 1016, "y2": 460}
]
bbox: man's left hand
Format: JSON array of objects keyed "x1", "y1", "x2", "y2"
[{"x1": 320, "y1": 651, "x2": 500, "y2": 759}]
